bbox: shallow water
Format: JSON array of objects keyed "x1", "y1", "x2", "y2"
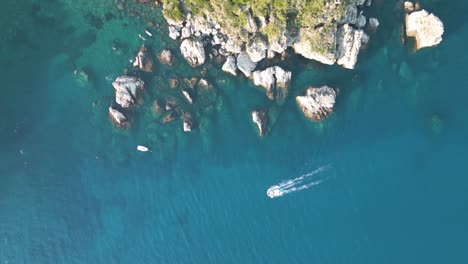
[{"x1": 1, "y1": 0, "x2": 468, "y2": 263}]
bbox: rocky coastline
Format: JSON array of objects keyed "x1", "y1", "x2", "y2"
[{"x1": 106, "y1": 0, "x2": 444, "y2": 138}]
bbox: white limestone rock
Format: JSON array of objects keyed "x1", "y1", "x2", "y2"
[
  {"x1": 158, "y1": 49, "x2": 173, "y2": 65},
  {"x1": 296, "y1": 86, "x2": 337, "y2": 121},
  {"x1": 182, "y1": 90, "x2": 193, "y2": 104},
  {"x1": 251, "y1": 110, "x2": 268, "y2": 136},
  {"x1": 182, "y1": 112, "x2": 193, "y2": 132},
  {"x1": 169, "y1": 25, "x2": 181, "y2": 40},
  {"x1": 406, "y1": 10, "x2": 444, "y2": 50},
  {"x1": 222, "y1": 56, "x2": 237, "y2": 76},
  {"x1": 180, "y1": 38, "x2": 206, "y2": 67},
  {"x1": 181, "y1": 27, "x2": 192, "y2": 39},
  {"x1": 237, "y1": 51, "x2": 257, "y2": 77},
  {"x1": 224, "y1": 39, "x2": 242, "y2": 54},
  {"x1": 404, "y1": 1, "x2": 414, "y2": 12},
  {"x1": 336, "y1": 24, "x2": 367, "y2": 69},
  {"x1": 356, "y1": 14, "x2": 367, "y2": 28},
  {"x1": 252, "y1": 66, "x2": 291, "y2": 105},
  {"x1": 112, "y1": 76, "x2": 144, "y2": 108},
  {"x1": 109, "y1": 106, "x2": 128, "y2": 127}
]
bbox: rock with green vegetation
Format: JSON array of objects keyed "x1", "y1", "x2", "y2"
[{"x1": 161, "y1": 0, "x2": 372, "y2": 79}]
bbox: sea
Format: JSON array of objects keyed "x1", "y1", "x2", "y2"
[{"x1": 1, "y1": 0, "x2": 467, "y2": 263}]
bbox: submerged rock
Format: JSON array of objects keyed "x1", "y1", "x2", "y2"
[
  {"x1": 112, "y1": 76, "x2": 145, "y2": 108},
  {"x1": 74, "y1": 69, "x2": 90, "y2": 87},
  {"x1": 252, "y1": 66, "x2": 291, "y2": 105},
  {"x1": 158, "y1": 49, "x2": 173, "y2": 65},
  {"x1": 153, "y1": 99, "x2": 164, "y2": 113},
  {"x1": 406, "y1": 10, "x2": 444, "y2": 50},
  {"x1": 133, "y1": 45, "x2": 154, "y2": 72},
  {"x1": 184, "y1": 77, "x2": 198, "y2": 89},
  {"x1": 169, "y1": 78, "x2": 179, "y2": 88},
  {"x1": 431, "y1": 114, "x2": 443, "y2": 135},
  {"x1": 296, "y1": 86, "x2": 337, "y2": 121},
  {"x1": 162, "y1": 111, "x2": 177, "y2": 123},
  {"x1": 222, "y1": 55, "x2": 237, "y2": 76},
  {"x1": 237, "y1": 51, "x2": 257, "y2": 77},
  {"x1": 180, "y1": 38, "x2": 206, "y2": 67},
  {"x1": 165, "y1": 97, "x2": 178, "y2": 110},
  {"x1": 109, "y1": 106, "x2": 128, "y2": 127},
  {"x1": 251, "y1": 110, "x2": 268, "y2": 136}
]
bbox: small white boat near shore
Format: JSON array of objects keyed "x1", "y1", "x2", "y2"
[
  {"x1": 137, "y1": 145, "x2": 149, "y2": 152},
  {"x1": 144, "y1": 29, "x2": 153, "y2": 37}
]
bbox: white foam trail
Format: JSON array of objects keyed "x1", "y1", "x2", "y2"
[{"x1": 267, "y1": 165, "x2": 331, "y2": 198}]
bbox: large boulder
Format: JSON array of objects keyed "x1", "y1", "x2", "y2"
[
  {"x1": 296, "y1": 86, "x2": 337, "y2": 121},
  {"x1": 112, "y1": 76, "x2": 145, "y2": 108},
  {"x1": 133, "y1": 45, "x2": 154, "y2": 72},
  {"x1": 237, "y1": 51, "x2": 257, "y2": 77},
  {"x1": 180, "y1": 38, "x2": 206, "y2": 67},
  {"x1": 406, "y1": 10, "x2": 444, "y2": 50},
  {"x1": 252, "y1": 66, "x2": 291, "y2": 105},
  {"x1": 158, "y1": 49, "x2": 173, "y2": 65},
  {"x1": 169, "y1": 25, "x2": 181, "y2": 40},
  {"x1": 336, "y1": 24, "x2": 367, "y2": 69},
  {"x1": 222, "y1": 55, "x2": 237, "y2": 76},
  {"x1": 251, "y1": 110, "x2": 268, "y2": 136},
  {"x1": 109, "y1": 106, "x2": 128, "y2": 127},
  {"x1": 369, "y1": 18, "x2": 380, "y2": 31}
]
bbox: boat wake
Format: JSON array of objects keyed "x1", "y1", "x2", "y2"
[{"x1": 267, "y1": 165, "x2": 331, "y2": 198}]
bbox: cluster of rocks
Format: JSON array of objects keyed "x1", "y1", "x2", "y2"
[
  {"x1": 404, "y1": 1, "x2": 444, "y2": 50},
  {"x1": 249, "y1": 85, "x2": 338, "y2": 136},
  {"x1": 108, "y1": 45, "x2": 197, "y2": 132},
  {"x1": 109, "y1": 75, "x2": 145, "y2": 127}
]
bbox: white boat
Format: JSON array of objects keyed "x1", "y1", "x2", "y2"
[
  {"x1": 266, "y1": 185, "x2": 283, "y2": 198},
  {"x1": 144, "y1": 30, "x2": 153, "y2": 37},
  {"x1": 137, "y1": 145, "x2": 149, "y2": 152}
]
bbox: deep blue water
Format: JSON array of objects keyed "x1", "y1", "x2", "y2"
[{"x1": 1, "y1": 0, "x2": 468, "y2": 263}]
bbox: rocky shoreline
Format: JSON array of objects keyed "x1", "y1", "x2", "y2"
[{"x1": 105, "y1": 0, "x2": 444, "y2": 138}]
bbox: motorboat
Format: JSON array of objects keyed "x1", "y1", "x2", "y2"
[
  {"x1": 266, "y1": 185, "x2": 282, "y2": 198},
  {"x1": 137, "y1": 145, "x2": 149, "y2": 152}
]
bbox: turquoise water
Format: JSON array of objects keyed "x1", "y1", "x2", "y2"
[{"x1": 1, "y1": 0, "x2": 468, "y2": 263}]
